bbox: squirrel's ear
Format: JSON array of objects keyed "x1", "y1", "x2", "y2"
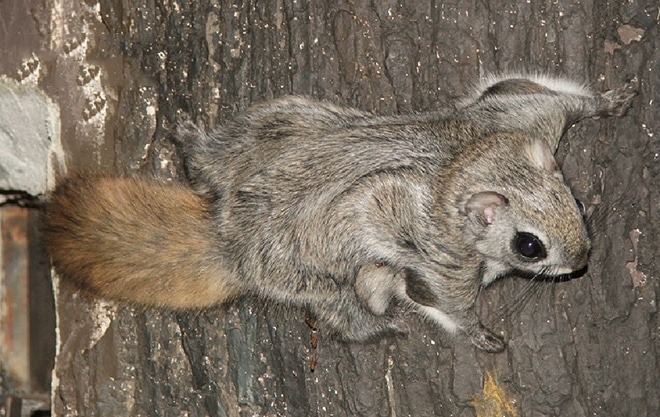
[
  {"x1": 527, "y1": 137, "x2": 559, "y2": 173},
  {"x1": 465, "y1": 192, "x2": 509, "y2": 226}
]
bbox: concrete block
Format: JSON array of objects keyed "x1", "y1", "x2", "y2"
[{"x1": 0, "y1": 77, "x2": 63, "y2": 195}]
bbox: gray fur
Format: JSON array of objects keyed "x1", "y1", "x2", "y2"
[{"x1": 172, "y1": 76, "x2": 635, "y2": 352}]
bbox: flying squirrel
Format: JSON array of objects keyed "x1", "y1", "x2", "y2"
[{"x1": 42, "y1": 74, "x2": 635, "y2": 352}]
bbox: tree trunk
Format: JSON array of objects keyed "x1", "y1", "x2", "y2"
[{"x1": 1, "y1": 1, "x2": 657, "y2": 416}]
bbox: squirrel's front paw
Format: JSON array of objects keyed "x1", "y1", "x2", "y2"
[
  {"x1": 467, "y1": 323, "x2": 505, "y2": 353},
  {"x1": 598, "y1": 81, "x2": 637, "y2": 117}
]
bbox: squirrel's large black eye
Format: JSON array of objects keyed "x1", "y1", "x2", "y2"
[{"x1": 514, "y1": 232, "x2": 547, "y2": 260}]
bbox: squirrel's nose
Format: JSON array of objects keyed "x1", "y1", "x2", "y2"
[{"x1": 570, "y1": 244, "x2": 590, "y2": 273}]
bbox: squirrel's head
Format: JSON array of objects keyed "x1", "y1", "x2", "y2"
[{"x1": 457, "y1": 134, "x2": 590, "y2": 285}]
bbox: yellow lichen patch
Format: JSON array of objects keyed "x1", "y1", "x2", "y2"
[{"x1": 469, "y1": 371, "x2": 518, "y2": 417}]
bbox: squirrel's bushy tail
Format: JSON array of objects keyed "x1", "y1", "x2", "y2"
[{"x1": 41, "y1": 174, "x2": 239, "y2": 309}]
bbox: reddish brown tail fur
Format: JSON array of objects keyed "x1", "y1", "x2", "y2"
[{"x1": 41, "y1": 174, "x2": 239, "y2": 309}]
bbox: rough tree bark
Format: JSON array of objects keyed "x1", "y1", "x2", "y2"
[{"x1": 1, "y1": 1, "x2": 657, "y2": 416}]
